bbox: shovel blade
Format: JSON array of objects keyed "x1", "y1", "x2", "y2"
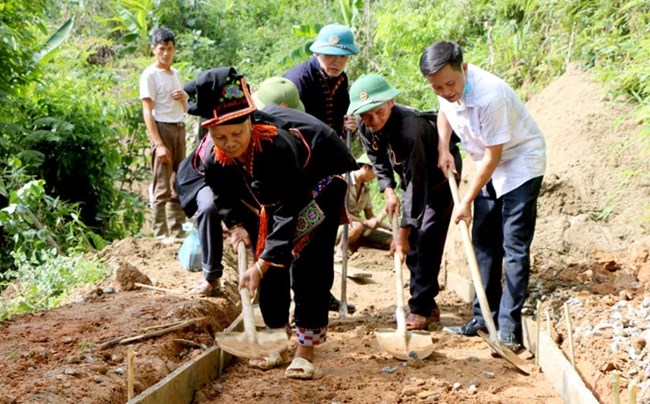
[
  {"x1": 334, "y1": 264, "x2": 373, "y2": 282},
  {"x1": 477, "y1": 330, "x2": 532, "y2": 375},
  {"x1": 375, "y1": 328, "x2": 435, "y2": 361},
  {"x1": 215, "y1": 329, "x2": 287, "y2": 359}
]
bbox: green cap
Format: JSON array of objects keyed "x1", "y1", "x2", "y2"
[
  {"x1": 252, "y1": 77, "x2": 305, "y2": 112},
  {"x1": 309, "y1": 23, "x2": 360, "y2": 56},
  {"x1": 356, "y1": 153, "x2": 372, "y2": 166},
  {"x1": 347, "y1": 74, "x2": 400, "y2": 115}
]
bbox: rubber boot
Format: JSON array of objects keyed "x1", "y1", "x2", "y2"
[
  {"x1": 151, "y1": 204, "x2": 168, "y2": 238},
  {"x1": 167, "y1": 201, "x2": 187, "y2": 239}
]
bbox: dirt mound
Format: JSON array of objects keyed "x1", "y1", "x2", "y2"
[{"x1": 530, "y1": 65, "x2": 648, "y2": 263}]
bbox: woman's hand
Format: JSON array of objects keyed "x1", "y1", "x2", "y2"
[
  {"x1": 239, "y1": 261, "x2": 266, "y2": 295},
  {"x1": 229, "y1": 225, "x2": 251, "y2": 249}
]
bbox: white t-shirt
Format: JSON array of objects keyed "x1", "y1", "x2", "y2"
[
  {"x1": 438, "y1": 64, "x2": 546, "y2": 197},
  {"x1": 139, "y1": 64, "x2": 185, "y2": 123}
]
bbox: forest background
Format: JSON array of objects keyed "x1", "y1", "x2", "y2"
[{"x1": 0, "y1": 0, "x2": 648, "y2": 320}]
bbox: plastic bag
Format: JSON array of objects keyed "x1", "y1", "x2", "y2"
[{"x1": 178, "y1": 225, "x2": 202, "y2": 272}]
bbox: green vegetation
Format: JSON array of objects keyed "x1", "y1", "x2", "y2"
[
  {"x1": 1, "y1": 0, "x2": 648, "y2": 317},
  {"x1": 0, "y1": 255, "x2": 110, "y2": 321}
]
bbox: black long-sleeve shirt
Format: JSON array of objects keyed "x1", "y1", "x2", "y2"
[
  {"x1": 283, "y1": 56, "x2": 350, "y2": 138},
  {"x1": 193, "y1": 109, "x2": 356, "y2": 266},
  {"x1": 358, "y1": 104, "x2": 461, "y2": 228}
]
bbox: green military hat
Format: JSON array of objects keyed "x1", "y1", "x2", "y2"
[
  {"x1": 252, "y1": 77, "x2": 305, "y2": 112},
  {"x1": 348, "y1": 74, "x2": 400, "y2": 115}
]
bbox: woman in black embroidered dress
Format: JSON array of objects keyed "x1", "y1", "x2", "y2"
[{"x1": 193, "y1": 67, "x2": 356, "y2": 379}]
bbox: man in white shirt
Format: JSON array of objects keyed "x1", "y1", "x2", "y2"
[
  {"x1": 140, "y1": 27, "x2": 188, "y2": 238},
  {"x1": 419, "y1": 41, "x2": 546, "y2": 351}
]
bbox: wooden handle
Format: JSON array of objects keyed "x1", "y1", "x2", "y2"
[
  {"x1": 447, "y1": 169, "x2": 498, "y2": 341},
  {"x1": 392, "y1": 214, "x2": 407, "y2": 334},
  {"x1": 237, "y1": 241, "x2": 247, "y2": 279},
  {"x1": 374, "y1": 209, "x2": 388, "y2": 227},
  {"x1": 237, "y1": 241, "x2": 257, "y2": 343}
]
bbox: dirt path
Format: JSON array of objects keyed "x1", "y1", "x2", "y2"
[
  {"x1": 196, "y1": 247, "x2": 560, "y2": 404},
  {"x1": 0, "y1": 239, "x2": 559, "y2": 403}
]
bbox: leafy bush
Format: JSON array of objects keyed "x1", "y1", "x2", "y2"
[
  {"x1": 0, "y1": 0, "x2": 47, "y2": 102},
  {"x1": 0, "y1": 161, "x2": 105, "y2": 265},
  {"x1": 95, "y1": 0, "x2": 161, "y2": 56},
  {"x1": 14, "y1": 62, "x2": 144, "y2": 237},
  {"x1": 0, "y1": 255, "x2": 110, "y2": 321}
]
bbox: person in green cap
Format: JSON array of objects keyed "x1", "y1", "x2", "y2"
[
  {"x1": 334, "y1": 152, "x2": 392, "y2": 261},
  {"x1": 283, "y1": 23, "x2": 360, "y2": 140},
  {"x1": 348, "y1": 73, "x2": 462, "y2": 330},
  {"x1": 284, "y1": 23, "x2": 361, "y2": 313}
]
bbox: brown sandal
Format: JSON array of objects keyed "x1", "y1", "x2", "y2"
[{"x1": 405, "y1": 312, "x2": 434, "y2": 331}]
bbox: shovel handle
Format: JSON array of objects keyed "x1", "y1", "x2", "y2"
[
  {"x1": 340, "y1": 128, "x2": 352, "y2": 318},
  {"x1": 392, "y1": 214, "x2": 407, "y2": 334},
  {"x1": 237, "y1": 241, "x2": 247, "y2": 279},
  {"x1": 447, "y1": 169, "x2": 498, "y2": 341},
  {"x1": 237, "y1": 241, "x2": 257, "y2": 343}
]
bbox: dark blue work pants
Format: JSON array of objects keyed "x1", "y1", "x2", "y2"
[{"x1": 471, "y1": 176, "x2": 543, "y2": 339}]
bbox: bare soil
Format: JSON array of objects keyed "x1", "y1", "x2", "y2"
[{"x1": 1, "y1": 65, "x2": 649, "y2": 403}]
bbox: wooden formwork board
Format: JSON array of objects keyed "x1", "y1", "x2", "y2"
[
  {"x1": 127, "y1": 314, "x2": 243, "y2": 404},
  {"x1": 444, "y1": 270, "x2": 476, "y2": 303},
  {"x1": 522, "y1": 318, "x2": 599, "y2": 404},
  {"x1": 127, "y1": 345, "x2": 227, "y2": 404}
]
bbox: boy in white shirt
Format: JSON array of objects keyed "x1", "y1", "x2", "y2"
[{"x1": 140, "y1": 27, "x2": 188, "y2": 238}]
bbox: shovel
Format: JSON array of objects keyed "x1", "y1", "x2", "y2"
[
  {"x1": 339, "y1": 209, "x2": 350, "y2": 317},
  {"x1": 375, "y1": 215, "x2": 435, "y2": 361},
  {"x1": 214, "y1": 241, "x2": 288, "y2": 358},
  {"x1": 338, "y1": 128, "x2": 353, "y2": 318},
  {"x1": 447, "y1": 169, "x2": 531, "y2": 375}
]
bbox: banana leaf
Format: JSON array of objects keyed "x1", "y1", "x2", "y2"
[{"x1": 32, "y1": 17, "x2": 74, "y2": 65}]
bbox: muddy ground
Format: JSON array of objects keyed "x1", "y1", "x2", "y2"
[{"x1": 1, "y1": 65, "x2": 649, "y2": 403}]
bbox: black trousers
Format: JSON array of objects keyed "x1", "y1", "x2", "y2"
[
  {"x1": 406, "y1": 183, "x2": 455, "y2": 317},
  {"x1": 195, "y1": 186, "x2": 223, "y2": 281}
]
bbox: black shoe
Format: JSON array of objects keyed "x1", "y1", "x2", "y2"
[
  {"x1": 497, "y1": 331, "x2": 522, "y2": 352},
  {"x1": 328, "y1": 293, "x2": 356, "y2": 314},
  {"x1": 444, "y1": 318, "x2": 487, "y2": 336}
]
